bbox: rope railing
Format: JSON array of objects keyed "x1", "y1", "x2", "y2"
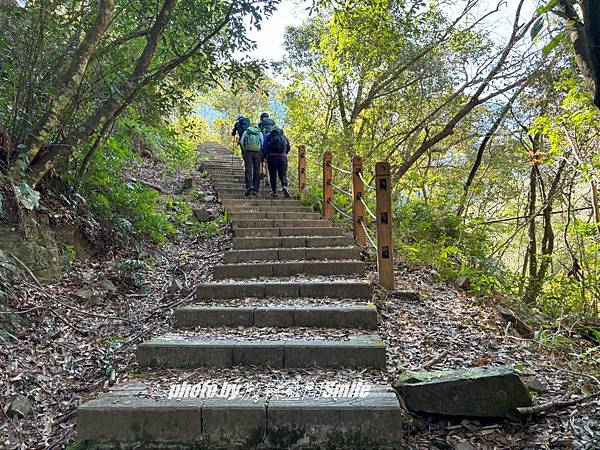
[
  {"x1": 358, "y1": 171, "x2": 376, "y2": 191},
  {"x1": 331, "y1": 182, "x2": 352, "y2": 198},
  {"x1": 328, "y1": 162, "x2": 352, "y2": 175},
  {"x1": 293, "y1": 146, "x2": 395, "y2": 289},
  {"x1": 360, "y1": 219, "x2": 377, "y2": 249},
  {"x1": 359, "y1": 195, "x2": 377, "y2": 221},
  {"x1": 331, "y1": 202, "x2": 353, "y2": 221}
]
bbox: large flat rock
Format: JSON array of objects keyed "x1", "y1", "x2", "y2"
[{"x1": 395, "y1": 365, "x2": 532, "y2": 418}]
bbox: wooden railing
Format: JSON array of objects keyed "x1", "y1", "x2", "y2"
[{"x1": 291, "y1": 146, "x2": 394, "y2": 290}]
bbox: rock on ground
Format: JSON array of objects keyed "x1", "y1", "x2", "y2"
[{"x1": 395, "y1": 365, "x2": 532, "y2": 419}]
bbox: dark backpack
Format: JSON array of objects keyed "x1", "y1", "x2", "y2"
[{"x1": 268, "y1": 129, "x2": 287, "y2": 154}]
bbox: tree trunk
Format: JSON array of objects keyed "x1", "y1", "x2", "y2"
[
  {"x1": 457, "y1": 87, "x2": 523, "y2": 217},
  {"x1": 24, "y1": 0, "x2": 178, "y2": 187},
  {"x1": 524, "y1": 160, "x2": 566, "y2": 304},
  {"x1": 13, "y1": 0, "x2": 115, "y2": 176},
  {"x1": 590, "y1": 179, "x2": 600, "y2": 237},
  {"x1": 558, "y1": 0, "x2": 600, "y2": 109},
  {"x1": 582, "y1": 1, "x2": 600, "y2": 109}
]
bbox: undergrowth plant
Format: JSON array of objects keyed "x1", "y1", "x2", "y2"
[{"x1": 75, "y1": 114, "x2": 201, "y2": 243}]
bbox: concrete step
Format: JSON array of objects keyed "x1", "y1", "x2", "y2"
[
  {"x1": 221, "y1": 199, "x2": 304, "y2": 207},
  {"x1": 232, "y1": 219, "x2": 330, "y2": 229},
  {"x1": 77, "y1": 382, "x2": 406, "y2": 449},
  {"x1": 204, "y1": 165, "x2": 243, "y2": 169},
  {"x1": 195, "y1": 281, "x2": 371, "y2": 299},
  {"x1": 209, "y1": 175, "x2": 246, "y2": 180},
  {"x1": 220, "y1": 193, "x2": 298, "y2": 200},
  {"x1": 203, "y1": 165, "x2": 243, "y2": 170},
  {"x1": 137, "y1": 335, "x2": 386, "y2": 369},
  {"x1": 220, "y1": 193, "x2": 300, "y2": 201},
  {"x1": 226, "y1": 205, "x2": 315, "y2": 213},
  {"x1": 213, "y1": 261, "x2": 365, "y2": 279},
  {"x1": 228, "y1": 211, "x2": 321, "y2": 220},
  {"x1": 213, "y1": 182, "x2": 266, "y2": 189},
  {"x1": 232, "y1": 236, "x2": 355, "y2": 249},
  {"x1": 212, "y1": 177, "x2": 246, "y2": 183},
  {"x1": 234, "y1": 227, "x2": 346, "y2": 238},
  {"x1": 206, "y1": 170, "x2": 245, "y2": 175},
  {"x1": 174, "y1": 305, "x2": 378, "y2": 329},
  {"x1": 224, "y1": 247, "x2": 361, "y2": 263}
]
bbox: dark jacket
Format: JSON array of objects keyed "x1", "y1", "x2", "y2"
[
  {"x1": 262, "y1": 128, "x2": 290, "y2": 158},
  {"x1": 231, "y1": 120, "x2": 244, "y2": 139}
]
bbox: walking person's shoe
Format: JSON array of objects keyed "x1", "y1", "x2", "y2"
[
  {"x1": 252, "y1": 190, "x2": 258, "y2": 196},
  {"x1": 270, "y1": 191, "x2": 278, "y2": 197},
  {"x1": 245, "y1": 189, "x2": 252, "y2": 196},
  {"x1": 282, "y1": 187, "x2": 290, "y2": 199}
]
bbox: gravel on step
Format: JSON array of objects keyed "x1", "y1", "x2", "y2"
[
  {"x1": 183, "y1": 297, "x2": 372, "y2": 308},
  {"x1": 135, "y1": 367, "x2": 390, "y2": 400},
  {"x1": 156, "y1": 327, "x2": 377, "y2": 341},
  {"x1": 205, "y1": 274, "x2": 368, "y2": 283}
]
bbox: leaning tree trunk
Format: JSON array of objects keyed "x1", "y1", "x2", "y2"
[
  {"x1": 24, "y1": 0, "x2": 178, "y2": 187},
  {"x1": 558, "y1": 0, "x2": 600, "y2": 110},
  {"x1": 12, "y1": 0, "x2": 115, "y2": 178}
]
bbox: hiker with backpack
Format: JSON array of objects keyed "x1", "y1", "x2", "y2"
[
  {"x1": 257, "y1": 112, "x2": 276, "y2": 188},
  {"x1": 262, "y1": 126, "x2": 291, "y2": 198},
  {"x1": 231, "y1": 116, "x2": 250, "y2": 155},
  {"x1": 240, "y1": 125, "x2": 264, "y2": 196},
  {"x1": 257, "y1": 112, "x2": 276, "y2": 139}
]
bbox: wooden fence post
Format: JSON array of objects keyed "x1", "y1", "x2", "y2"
[
  {"x1": 298, "y1": 145, "x2": 307, "y2": 202},
  {"x1": 351, "y1": 155, "x2": 366, "y2": 246},
  {"x1": 322, "y1": 151, "x2": 333, "y2": 219},
  {"x1": 375, "y1": 161, "x2": 394, "y2": 289}
]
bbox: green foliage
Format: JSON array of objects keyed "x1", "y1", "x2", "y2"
[
  {"x1": 125, "y1": 116, "x2": 197, "y2": 174},
  {"x1": 191, "y1": 215, "x2": 226, "y2": 238},
  {"x1": 394, "y1": 198, "x2": 509, "y2": 294},
  {"x1": 78, "y1": 122, "x2": 175, "y2": 242},
  {"x1": 62, "y1": 244, "x2": 77, "y2": 268}
]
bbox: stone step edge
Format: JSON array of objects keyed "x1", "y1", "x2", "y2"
[
  {"x1": 234, "y1": 228, "x2": 347, "y2": 237},
  {"x1": 231, "y1": 237, "x2": 354, "y2": 249},
  {"x1": 174, "y1": 305, "x2": 378, "y2": 329},
  {"x1": 136, "y1": 336, "x2": 387, "y2": 369},
  {"x1": 223, "y1": 247, "x2": 361, "y2": 262},
  {"x1": 77, "y1": 383, "x2": 406, "y2": 447},
  {"x1": 212, "y1": 260, "x2": 365, "y2": 280},
  {"x1": 195, "y1": 281, "x2": 372, "y2": 299}
]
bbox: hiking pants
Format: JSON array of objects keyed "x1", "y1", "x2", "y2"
[
  {"x1": 243, "y1": 150, "x2": 261, "y2": 191},
  {"x1": 267, "y1": 154, "x2": 288, "y2": 192}
]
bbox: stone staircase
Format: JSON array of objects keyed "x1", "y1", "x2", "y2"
[{"x1": 76, "y1": 145, "x2": 408, "y2": 449}]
